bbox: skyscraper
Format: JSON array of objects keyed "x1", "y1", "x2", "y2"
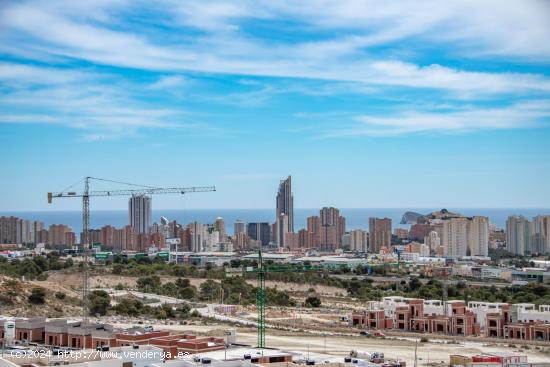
[
  {"x1": 247, "y1": 222, "x2": 271, "y2": 246},
  {"x1": 307, "y1": 215, "x2": 321, "y2": 247},
  {"x1": 506, "y1": 215, "x2": 534, "y2": 255},
  {"x1": 0, "y1": 216, "x2": 22, "y2": 244},
  {"x1": 350, "y1": 229, "x2": 368, "y2": 252},
  {"x1": 468, "y1": 216, "x2": 489, "y2": 256},
  {"x1": 234, "y1": 220, "x2": 246, "y2": 236},
  {"x1": 215, "y1": 217, "x2": 226, "y2": 242},
  {"x1": 275, "y1": 176, "x2": 293, "y2": 246},
  {"x1": 191, "y1": 221, "x2": 204, "y2": 252},
  {"x1": 129, "y1": 195, "x2": 152, "y2": 234},
  {"x1": 277, "y1": 213, "x2": 289, "y2": 247},
  {"x1": 424, "y1": 231, "x2": 441, "y2": 253},
  {"x1": 369, "y1": 218, "x2": 391, "y2": 253},
  {"x1": 442, "y1": 217, "x2": 468, "y2": 258},
  {"x1": 48, "y1": 224, "x2": 74, "y2": 246},
  {"x1": 534, "y1": 215, "x2": 550, "y2": 254},
  {"x1": 319, "y1": 207, "x2": 345, "y2": 250}
]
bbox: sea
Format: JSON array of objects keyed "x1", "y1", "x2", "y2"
[{"x1": 1, "y1": 208, "x2": 549, "y2": 235}]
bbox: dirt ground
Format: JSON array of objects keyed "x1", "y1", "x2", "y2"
[
  {"x1": 35, "y1": 272, "x2": 343, "y2": 297},
  {"x1": 109, "y1": 321, "x2": 550, "y2": 365},
  {"x1": 26, "y1": 270, "x2": 550, "y2": 365}
]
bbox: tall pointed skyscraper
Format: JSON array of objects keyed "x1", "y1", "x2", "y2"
[{"x1": 275, "y1": 176, "x2": 294, "y2": 246}]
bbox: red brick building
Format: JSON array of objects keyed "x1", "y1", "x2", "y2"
[
  {"x1": 15, "y1": 318, "x2": 45, "y2": 342},
  {"x1": 115, "y1": 329, "x2": 170, "y2": 346},
  {"x1": 148, "y1": 334, "x2": 225, "y2": 358},
  {"x1": 353, "y1": 298, "x2": 480, "y2": 337}
]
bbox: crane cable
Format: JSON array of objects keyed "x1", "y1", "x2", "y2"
[{"x1": 88, "y1": 177, "x2": 160, "y2": 189}]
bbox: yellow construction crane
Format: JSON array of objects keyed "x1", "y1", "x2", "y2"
[{"x1": 48, "y1": 176, "x2": 215, "y2": 321}]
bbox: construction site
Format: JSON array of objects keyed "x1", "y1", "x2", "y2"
[{"x1": 1, "y1": 177, "x2": 550, "y2": 367}]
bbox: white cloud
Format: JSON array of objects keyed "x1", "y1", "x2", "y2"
[
  {"x1": 0, "y1": 64, "x2": 202, "y2": 139},
  {"x1": 1, "y1": 1, "x2": 550, "y2": 140},
  {"x1": 1, "y1": 1, "x2": 549, "y2": 96},
  {"x1": 0, "y1": 62, "x2": 97, "y2": 86},
  {"x1": 148, "y1": 75, "x2": 187, "y2": 89},
  {"x1": 320, "y1": 101, "x2": 550, "y2": 137}
]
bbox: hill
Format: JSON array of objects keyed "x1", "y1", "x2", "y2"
[{"x1": 0, "y1": 275, "x2": 82, "y2": 317}]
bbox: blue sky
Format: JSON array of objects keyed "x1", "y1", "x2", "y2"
[{"x1": 1, "y1": 0, "x2": 550, "y2": 211}]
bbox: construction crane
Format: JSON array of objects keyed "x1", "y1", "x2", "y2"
[
  {"x1": 244, "y1": 250, "x2": 326, "y2": 348},
  {"x1": 243, "y1": 252, "x2": 406, "y2": 348},
  {"x1": 48, "y1": 176, "x2": 215, "y2": 321},
  {"x1": 434, "y1": 266, "x2": 451, "y2": 317}
]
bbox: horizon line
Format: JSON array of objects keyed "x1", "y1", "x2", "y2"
[{"x1": 2, "y1": 207, "x2": 550, "y2": 212}]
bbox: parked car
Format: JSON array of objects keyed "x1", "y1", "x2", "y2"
[{"x1": 144, "y1": 325, "x2": 154, "y2": 332}]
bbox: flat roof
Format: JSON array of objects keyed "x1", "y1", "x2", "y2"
[
  {"x1": 243, "y1": 253, "x2": 294, "y2": 259},
  {"x1": 182, "y1": 347, "x2": 291, "y2": 361}
]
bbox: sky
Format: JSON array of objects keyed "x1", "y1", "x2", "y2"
[{"x1": 1, "y1": 0, "x2": 550, "y2": 211}]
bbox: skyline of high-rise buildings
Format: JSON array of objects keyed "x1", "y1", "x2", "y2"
[
  {"x1": 1, "y1": 175, "x2": 549, "y2": 257},
  {"x1": 505, "y1": 215, "x2": 550, "y2": 256}
]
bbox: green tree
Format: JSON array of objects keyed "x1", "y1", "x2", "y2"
[
  {"x1": 409, "y1": 277, "x2": 422, "y2": 292},
  {"x1": 175, "y1": 278, "x2": 196, "y2": 300},
  {"x1": 199, "y1": 279, "x2": 222, "y2": 301},
  {"x1": 88, "y1": 290, "x2": 110, "y2": 316},
  {"x1": 137, "y1": 275, "x2": 161, "y2": 293},
  {"x1": 177, "y1": 304, "x2": 191, "y2": 318}
]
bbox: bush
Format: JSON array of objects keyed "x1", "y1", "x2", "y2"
[
  {"x1": 28, "y1": 287, "x2": 46, "y2": 304},
  {"x1": 114, "y1": 298, "x2": 144, "y2": 316},
  {"x1": 137, "y1": 275, "x2": 161, "y2": 293},
  {"x1": 190, "y1": 309, "x2": 201, "y2": 318},
  {"x1": 304, "y1": 296, "x2": 322, "y2": 308}
]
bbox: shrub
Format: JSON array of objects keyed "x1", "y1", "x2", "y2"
[
  {"x1": 304, "y1": 296, "x2": 322, "y2": 308},
  {"x1": 28, "y1": 287, "x2": 46, "y2": 304}
]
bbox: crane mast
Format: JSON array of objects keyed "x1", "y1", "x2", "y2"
[
  {"x1": 82, "y1": 177, "x2": 90, "y2": 321},
  {"x1": 48, "y1": 177, "x2": 215, "y2": 322},
  {"x1": 257, "y1": 250, "x2": 266, "y2": 348}
]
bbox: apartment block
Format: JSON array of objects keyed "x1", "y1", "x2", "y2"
[
  {"x1": 352, "y1": 297, "x2": 481, "y2": 337},
  {"x1": 369, "y1": 217, "x2": 391, "y2": 253}
]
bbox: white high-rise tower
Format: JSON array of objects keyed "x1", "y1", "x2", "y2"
[{"x1": 128, "y1": 195, "x2": 152, "y2": 234}]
